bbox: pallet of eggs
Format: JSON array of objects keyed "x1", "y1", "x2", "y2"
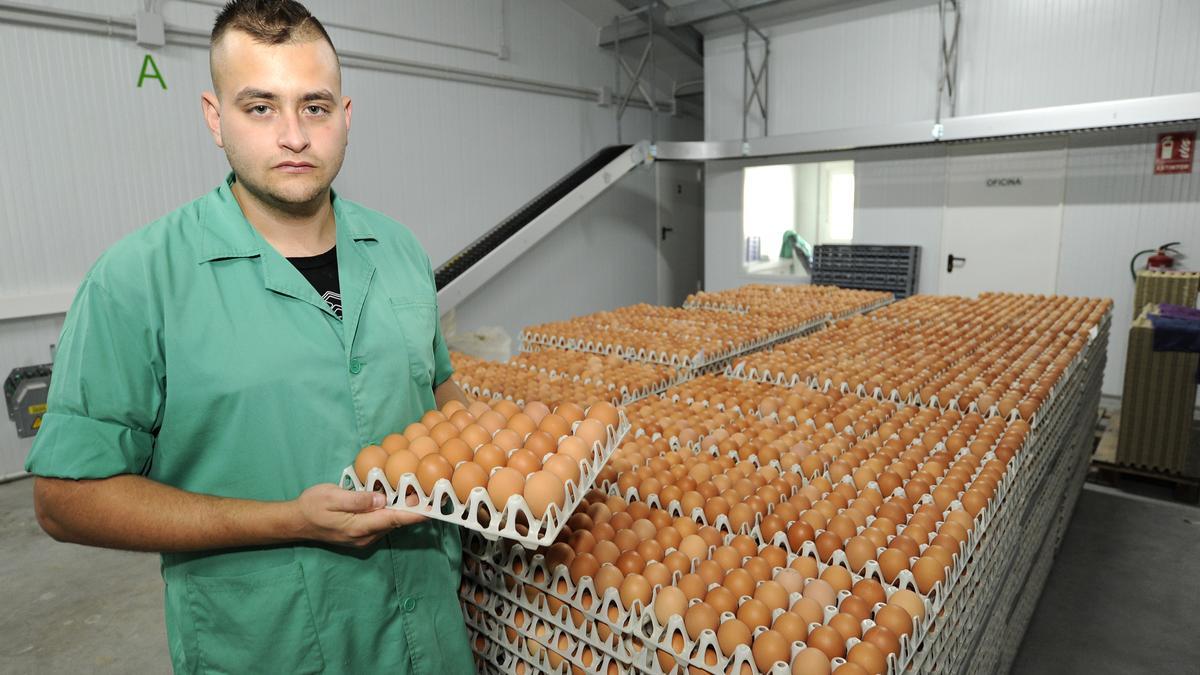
[
  {"x1": 450, "y1": 352, "x2": 623, "y2": 409},
  {"x1": 730, "y1": 293, "x2": 1112, "y2": 423},
  {"x1": 509, "y1": 350, "x2": 691, "y2": 404},
  {"x1": 461, "y1": 488, "x2": 930, "y2": 675},
  {"x1": 684, "y1": 284, "x2": 893, "y2": 320},
  {"x1": 342, "y1": 397, "x2": 629, "y2": 548},
  {"x1": 520, "y1": 302, "x2": 834, "y2": 371}
]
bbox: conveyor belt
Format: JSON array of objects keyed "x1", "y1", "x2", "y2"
[{"x1": 435, "y1": 144, "x2": 633, "y2": 290}]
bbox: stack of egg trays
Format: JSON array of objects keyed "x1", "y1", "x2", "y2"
[
  {"x1": 950, "y1": 333, "x2": 1106, "y2": 673},
  {"x1": 461, "y1": 575, "x2": 625, "y2": 675},
  {"x1": 339, "y1": 411, "x2": 630, "y2": 549},
  {"x1": 913, "y1": 330, "x2": 1106, "y2": 673},
  {"x1": 467, "y1": 528, "x2": 935, "y2": 675},
  {"x1": 508, "y1": 360, "x2": 694, "y2": 406}
]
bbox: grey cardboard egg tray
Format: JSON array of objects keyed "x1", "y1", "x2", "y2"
[{"x1": 339, "y1": 410, "x2": 629, "y2": 549}]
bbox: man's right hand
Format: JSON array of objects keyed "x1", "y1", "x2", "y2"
[{"x1": 293, "y1": 483, "x2": 427, "y2": 548}]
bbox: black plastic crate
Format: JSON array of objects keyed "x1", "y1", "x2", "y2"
[{"x1": 812, "y1": 244, "x2": 920, "y2": 298}]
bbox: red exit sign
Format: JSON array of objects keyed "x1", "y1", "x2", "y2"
[{"x1": 1155, "y1": 131, "x2": 1195, "y2": 174}]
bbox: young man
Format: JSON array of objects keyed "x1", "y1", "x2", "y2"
[{"x1": 26, "y1": 1, "x2": 475, "y2": 672}]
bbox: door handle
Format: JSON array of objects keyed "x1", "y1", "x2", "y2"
[
  {"x1": 661, "y1": 227, "x2": 674, "y2": 242},
  {"x1": 947, "y1": 254, "x2": 966, "y2": 273}
]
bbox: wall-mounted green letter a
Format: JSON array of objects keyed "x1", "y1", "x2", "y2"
[{"x1": 137, "y1": 54, "x2": 167, "y2": 90}]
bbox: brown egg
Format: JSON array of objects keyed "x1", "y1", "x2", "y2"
[
  {"x1": 593, "y1": 564, "x2": 624, "y2": 597},
  {"x1": 697, "y1": 559, "x2": 725, "y2": 587},
  {"x1": 507, "y1": 449, "x2": 542, "y2": 477},
  {"x1": 662, "y1": 550, "x2": 690, "y2": 578},
  {"x1": 539, "y1": 413, "x2": 571, "y2": 439},
  {"x1": 523, "y1": 431, "x2": 556, "y2": 459},
  {"x1": 683, "y1": 601, "x2": 719, "y2": 639},
  {"x1": 888, "y1": 589, "x2": 926, "y2": 621},
  {"x1": 459, "y1": 424, "x2": 491, "y2": 449},
  {"x1": 354, "y1": 445, "x2": 388, "y2": 483},
  {"x1": 877, "y1": 548, "x2": 910, "y2": 584},
  {"x1": 575, "y1": 419, "x2": 608, "y2": 452},
  {"x1": 838, "y1": 594, "x2": 872, "y2": 621},
  {"x1": 844, "y1": 536, "x2": 876, "y2": 573},
  {"x1": 791, "y1": 648, "x2": 832, "y2": 675},
  {"x1": 790, "y1": 596, "x2": 824, "y2": 626},
  {"x1": 618, "y1": 574, "x2": 651, "y2": 609},
  {"x1": 472, "y1": 444, "x2": 506, "y2": 474},
  {"x1": 678, "y1": 534, "x2": 708, "y2": 560},
  {"x1": 439, "y1": 438, "x2": 473, "y2": 467},
  {"x1": 384, "y1": 450, "x2": 419, "y2": 489},
  {"x1": 616, "y1": 550, "x2": 646, "y2": 576},
  {"x1": 873, "y1": 604, "x2": 914, "y2": 638},
  {"x1": 847, "y1": 640, "x2": 887, "y2": 675},
  {"x1": 486, "y1": 467, "x2": 525, "y2": 510},
  {"x1": 654, "y1": 585, "x2": 688, "y2": 625},
  {"x1": 421, "y1": 410, "x2": 447, "y2": 428},
  {"x1": 415, "y1": 454, "x2": 453, "y2": 495},
  {"x1": 586, "y1": 402, "x2": 621, "y2": 429},
  {"x1": 592, "y1": 540, "x2": 620, "y2": 566},
  {"x1": 543, "y1": 454, "x2": 581, "y2": 486},
  {"x1": 911, "y1": 555, "x2": 945, "y2": 594},
  {"x1": 752, "y1": 629, "x2": 791, "y2": 672},
  {"x1": 476, "y1": 410, "x2": 507, "y2": 435},
  {"x1": 772, "y1": 611, "x2": 809, "y2": 644},
  {"x1": 677, "y1": 573, "x2": 707, "y2": 602},
  {"x1": 724, "y1": 568, "x2": 756, "y2": 600},
  {"x1": 403, "y1": 422, "x2": 429, "y2": 441},
  {"x1": 790, "y1": 555, "x2": 819, "y2": 580},
  {"x1": 449, "y1": 409, "x2": 475, "y2": 431},
  {"x1": 828, "y1": 612, "x2": 862, "y2": 641},
  {"x1": 554, "y1": 402, "x2": 585, "y2": 425},
  {"x1": 557, "y1": 436, "x2": 592, "y2": 463},
  {"x1": 705, "y1": 586, "x2": 737, "y2": 615},
  {"x1": 491, "y1": 428, "x2": 522, "y2": 453},
  {"x1": 755, "y1": 580, "x2": 790, "y2": 613},
  {"x1": 409, "y1": 436, "x2": 439, "y2": 459},
  {"x1": 803, "y1": 579, "x2": 837, "y2": 609},
  {"x1": 568, "y1": 552, "x2": 599, "y2": 585},
  {"x1": 862, "y1": 625, "x2": 901, "y2": 657},
  {"x1": 806, "y1": 625, "x2": 846, "y2": 659},
  {"x1": 524, "y1": 471, "x2": 566, "y2": 519},
  {"x1": 815, "y1": 531, "x2": 843, "y2": 562},
  {"x1": 819, "y1": 565, "x2": 853, "y2": 594},
  {"x1": 851, "y1": 579, "x2": 886, "y2": 606},
  {"x1": 716, "y1": 619, "x2": 752, "y2": 658},
  {"x1": 774, "y1": 568, "x2": 805, "y2": 596},
  {"x1": 429, "y1": 421, "x2": 459, "y2": 446},
  {"x1": 643, "y1": 561, "x2": 672, "y2": 589},
  {"x1": 736, "y1": 598, "x2": 772, "y2": 631},
  {"x1": 381, "y1": 433, "x2": 409, "y2": 454},
  {"x1": 834, "y1": 663, "x2": 869, "y2": 675},
  {"x1": 450, "y1": 461, "x2": 487, "y2": 503},
  {"x1": 507, "y1": 412, "x2": 537, "y2": 436}
]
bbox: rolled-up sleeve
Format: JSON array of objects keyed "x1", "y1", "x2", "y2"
[{"x1": 25, "y1": 278, "x2": 164, "y2": 479}]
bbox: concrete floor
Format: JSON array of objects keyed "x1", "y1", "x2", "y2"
[{"x1": 1, "y1": 477, "x2": 1197, "y2": 674}]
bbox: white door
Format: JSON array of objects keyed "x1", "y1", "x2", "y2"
[
  {"x1": 940, "y1": 139, "x2": 1068, "y2": 296},
  {"x1": 657, "y1": 162, "x2": 705, "y2": 306}
]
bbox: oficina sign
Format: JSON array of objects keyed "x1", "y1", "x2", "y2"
[{"x1": 1155, "y1": 131, "x2": 1195, "y2": 175}]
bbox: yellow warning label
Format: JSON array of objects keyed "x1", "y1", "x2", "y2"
[
  {"x1": 33, "y1": 417, "x2": 42, "y2": 429},
  {"x1": 28, "y1": 404, "x2": 47, "y2": 415}
]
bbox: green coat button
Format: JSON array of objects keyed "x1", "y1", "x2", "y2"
[
  {"x1": 402, "y1": 597, "x2": 416, "y2": 613},
  {"x1": 349, "y1": 357, "x2": 363, "y2": 374}
]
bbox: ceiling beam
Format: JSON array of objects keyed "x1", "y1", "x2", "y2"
[
  {"x1": 663, "y1": 0, "x2": 791, "y2": 26},
  {"x1": 597, "y1": 2, "x2": 704, "y2": 65}
]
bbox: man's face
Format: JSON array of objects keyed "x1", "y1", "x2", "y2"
[{"x1": 203, "y1": 31, "x2": 350, "y2": 212}]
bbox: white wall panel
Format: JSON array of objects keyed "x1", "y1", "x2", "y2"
[
  {"x1": 0, "y1": 0, "x2": 701, "y2": 475},
  {"x1": 705, "y1": 0, "x2": 940, "y2": 140},
  {"x1": 705, "y1": 0, "x2": 1200, "y2": 140}
]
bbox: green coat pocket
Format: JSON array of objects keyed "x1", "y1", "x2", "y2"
[{"x1": 185, "y1": 560, "x2": 325, "y2": 674}]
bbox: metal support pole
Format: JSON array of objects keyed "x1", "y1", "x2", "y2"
[
  {"x1": 935, "y1": 0, "x2": 961, "y2": 127},
  {"x1": 724, "y1": 0, "x2": 768, "y2": 146},
  {"x1": 612, "y1": 6, "x2": 660, "y2": 145}
]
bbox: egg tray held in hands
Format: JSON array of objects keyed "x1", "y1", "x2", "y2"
[{"x1": 340, "y1": 410, "x2": 630, "y2": 549}]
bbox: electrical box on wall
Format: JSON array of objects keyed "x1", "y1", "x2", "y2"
[{"x1": 5, "y1": 365, "x2": 52, "y2": 438}]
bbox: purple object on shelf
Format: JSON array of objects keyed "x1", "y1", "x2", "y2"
[{"x1": 1157, "y1": 303, "x2": 1200, "y2": 321}]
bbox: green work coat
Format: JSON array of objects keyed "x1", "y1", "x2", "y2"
[{"x1": 26, "y1": 173, "x2": 475, "y2": 674}]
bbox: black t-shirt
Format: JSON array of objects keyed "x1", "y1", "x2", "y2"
[{"x1": 288, "y1": 246, "x2": 342, "y2": 319}]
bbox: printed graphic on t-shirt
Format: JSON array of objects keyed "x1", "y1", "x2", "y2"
[{"x1": 322, "y1": 290, "x2": 343, "y2": 319}]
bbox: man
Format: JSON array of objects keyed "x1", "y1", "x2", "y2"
[{"x1": 26, "y1": 1, "x2": 475, "y2": 672}]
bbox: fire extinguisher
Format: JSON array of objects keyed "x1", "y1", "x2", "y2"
[{"x1": 1130, "y1": 242, "x2": 1183, "y2": 280}]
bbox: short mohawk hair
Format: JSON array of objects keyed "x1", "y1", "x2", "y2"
[{"x1": 210, "y1": 0, "x2": 336, "y2": 54}]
